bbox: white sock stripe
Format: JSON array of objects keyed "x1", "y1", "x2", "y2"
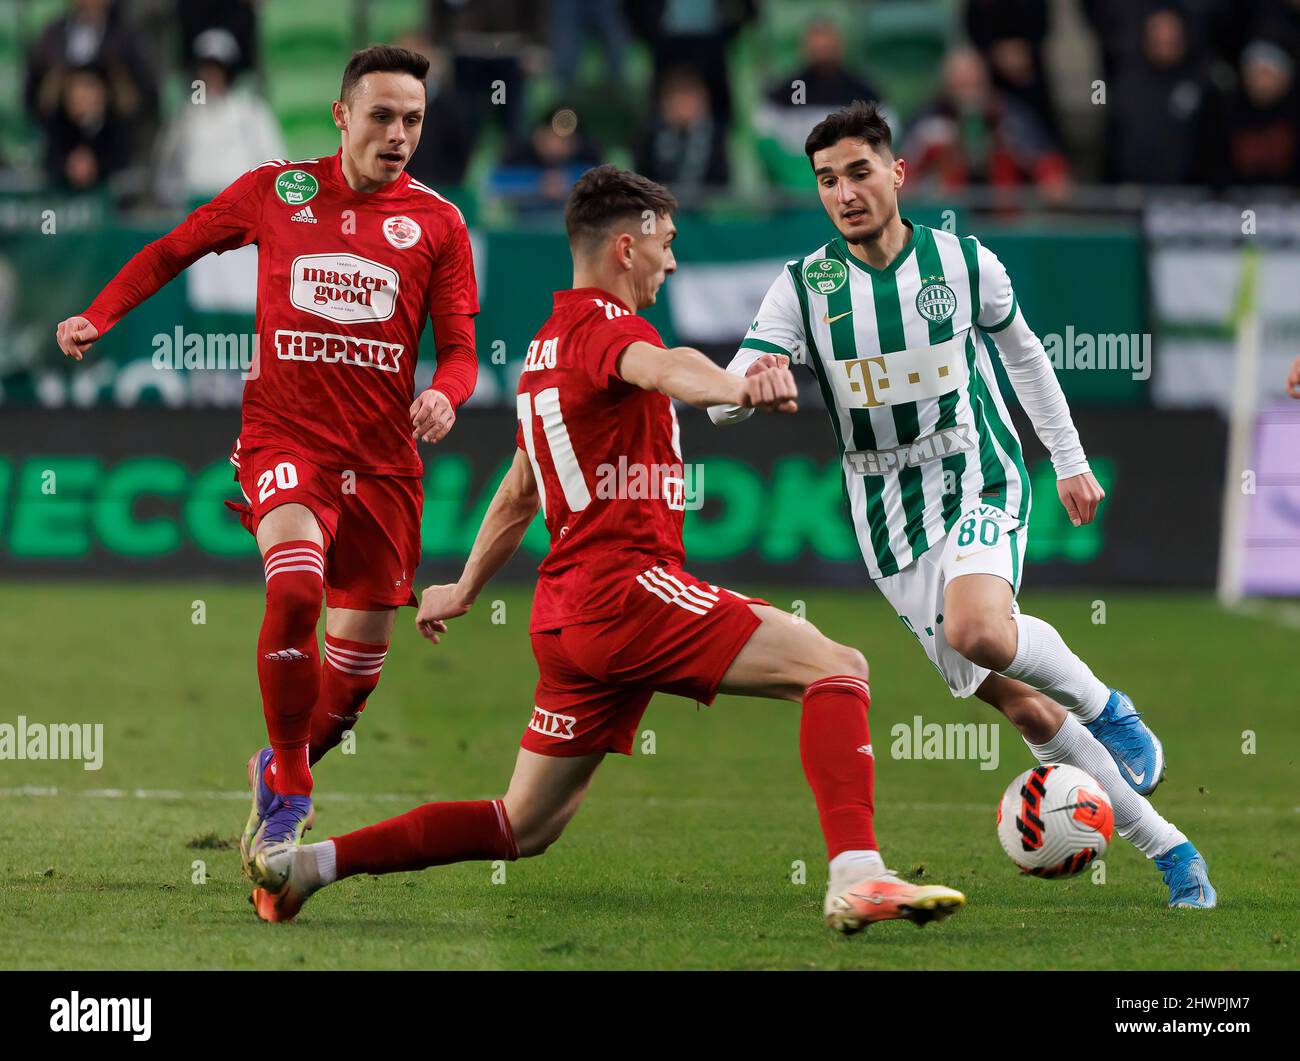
[
  {"x1": 265, "y1": 564, "x2": 325, "y2": 582},
  {"x1": 264, "y1": 546, "x2": 324, "y2": 564},
  {"x1": 325, "y1": 658, "x2": 385, "y2": 676},
  {"x1": 323, "y1": 643, "x2": 388, "y2": 662},
  {"x1": 809, "y1": 677, "x2": 872, "y2": 698},
  {"x1": 324, "y1": 647, "x2": 385, "y2": 668},
  {"x1": 264, "y1": 553, "x2": 324, "y2": 576},
  {"x1": 641, "y1": 569, "x2": 709, "y2": 615},
  {"x1": 652, "y1": 567, "x2": 719, "y2": 602}
]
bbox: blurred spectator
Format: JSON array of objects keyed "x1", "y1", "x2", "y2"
[
  {"x1": 636, "y1": 68, "x2": 729, "y2": 196},
  {"x1": 550, "y1": 0, "x2": 630, "y2": 98},
  {"x1": 490, "y1": 106, "x2": 600, "y2": 212},
  {"x1": 153, "y1": 29, "x2": 286, "y2": 205},
  {"x1": 1081, "y1": 0, "x2": 1219, "y2": 83},
  {"x1": 430, "y1": 0, "x2": 545, "y2": 144},
  {"x1": 755, "y1": 19, "x2": 885, "y2": 164},
  {"x1": 1204, "y1": 40, "x2": 1300, "y2": 186},
  {"x1": 964, "y1": 0, "x2": 1061, "y2": 146},
  {"x1": 627, "y1": 0, "x2": 758, "y2": 125},
  {"x1": 43, "y1": 65, "x2": 132, "y2": 191},
  {"x1": 1250, "y1": 0, "x2": 1300, "y2": 62},
  {"x1": 178, "y1": 0, "x2": 259, "y2": 81},
  {"x1": 25, "y1": 0, "x2": 158, "y2": 152},
  {"x1": 901, "y1": 48, "x2": 1069, "y2": 199},
  {"x1": 396, "y1": 32, "x2": 474, "y2": 189},
  {"x1": 1106, "y1": 7, "x2": 1209, "y2": 184}
]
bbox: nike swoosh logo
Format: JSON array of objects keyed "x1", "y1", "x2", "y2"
[
  {"x1": 822, "y1": 310, "x2": 853, "y2": 325},
  {"x1": 848, "y1": 891, "x2": 884, "y2": 904},
  {"x1": 1119, "y1": 760, "x2": 1146, "y2": 786},
  {"x1": 953, "y1": 546, "x2": 997, "y2": 562}
]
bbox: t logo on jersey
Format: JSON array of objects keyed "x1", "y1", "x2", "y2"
[{"x1": 290, "y1": 253, "x2": 399, "y2": 324}]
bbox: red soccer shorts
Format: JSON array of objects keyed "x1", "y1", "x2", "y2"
[
  {"x1": 523, "y1": 564, "x2": 768, "y2": 757},
  {"x1": 227, "y1": 446, "x2": 421, "y2": 610}
]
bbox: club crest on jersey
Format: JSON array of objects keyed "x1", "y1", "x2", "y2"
[
  {"x1": 803, "y1": 258, "x2": 847, "y2": 295},
  {"x1": 916, "y1": 277, "x2": 957, "y2": 323},
  {"x1": 383, "y1": 215, "x2": 421, "y2": 250},
  {"x1": 275, "y1": 169, "x2": 319, "y2": 206}
]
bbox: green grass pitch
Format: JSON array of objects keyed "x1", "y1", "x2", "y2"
[{"x1": 0, "y1": 583, "x2": 1295, "y2": 970}]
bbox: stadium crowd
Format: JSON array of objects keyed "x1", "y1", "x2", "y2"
[{"x1": 7, "y1": 0, "x2": 1300, "y2": 213}]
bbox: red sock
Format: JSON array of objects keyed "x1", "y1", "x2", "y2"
[
  {"x1": 257, "y1": 539, "x2": 324, "y2": 796},
  {"x1": 800, "y1": 674, "x2": 876, "y2": 860},
  {"x1": 332, "y1": 799, "x2": 519, "y2": 878},
  {"x1": 308, "y1": 634, "x2": 387, "y2": 764}
]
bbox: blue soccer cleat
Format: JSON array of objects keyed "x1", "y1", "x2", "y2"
[
  {"x1": 1156, "y1": 841, "x2": 1217, "y2": 909},
  {"x1": 1084, "y1": 689, "x2": 1165, "y2": 795},
  {"x1": 240, "y1": 747, "x2": 277, "y2": 882}
]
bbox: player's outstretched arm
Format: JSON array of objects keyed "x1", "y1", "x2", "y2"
[
  {"x1": 985, "y1": 310, "x2": 1103, "y2": 525},
  {"x1": 618, "y1": 341, "x2": 798, "y2": 413},
  {"x1": 416, "y1": 448, "x2": 540, "y2": 643}
]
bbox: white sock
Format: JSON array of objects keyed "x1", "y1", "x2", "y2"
[
  {"x1": 829, "y1": 849, "x2": 885, "y2": 887},
  {"x1": 1025, "y1": 714, "x2": 1185, "y2": 859},
  {"x1": 306, "y1": 840, "x2": 337, "y2": 885},
  {"x1": 1003, "y1": 614, "x2": 1110, "y2": 722}
]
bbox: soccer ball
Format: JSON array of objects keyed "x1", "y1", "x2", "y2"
[{"x1": 996, "y1": 764, "x2": 1114, "y2": 878}]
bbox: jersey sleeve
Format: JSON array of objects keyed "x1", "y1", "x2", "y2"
[
  {"x1": 428, "y1": 214, "x2": 479, "y2": 317},
  {"x1": 82, "y1": 165, "x2": 265, "y2": 337},
  {"x1": 734, "y1": 265, "x2": 805, "y2": 367},
  {"x1": 585, "y1": 312, "x2": 663, "y2": 391},
  {"x1": 708, "y1": 265, "x2": 804, "y2": 425},
  {"x1": 972, "y1": 239, "x2": 1018, "y2": 333}
]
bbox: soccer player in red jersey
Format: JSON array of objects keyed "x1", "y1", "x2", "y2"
[
  {"x1": 253, "y1": 166, "x2": 967, "y2": 934},
  {"x1": 52, "y1": 46, "x2": 478, "y2": 887}
]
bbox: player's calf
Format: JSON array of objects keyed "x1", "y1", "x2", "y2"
[{"x1": 308, "y1": 634, "x2": 388, "y2": 764}]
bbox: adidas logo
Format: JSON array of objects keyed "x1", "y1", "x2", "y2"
[
  {"x1": 290, "y1": 206, "x2": 317, "y2": 224},
  {"x1": 263, "y1": 648, "x2": 310, "y2": 662},
  {"x1": 856, "y1": 744, "x2": 874, "y2": 757}
]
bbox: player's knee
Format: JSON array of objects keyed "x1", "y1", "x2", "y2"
[
  {"x1": 265, "y1": 577, "x2": 322, "y2": 629},
  {"x1": 830, "y1": 642, "x2": 869, "y2": 683},
  {"x1": 945, "y1": 613, "x2": 1011, "y2": 670},
  {"x1": 513, "y1": 818, "x2": 566, "y2": 858}
]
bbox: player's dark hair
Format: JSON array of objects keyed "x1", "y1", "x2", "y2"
[
  {"x1": 564, "y1": 165, "x2": 678, "y2": 255},
  {"x1": 804, "y1": 99, "x2": 893, "y2": 163},
  {"x1": 340, "y1": 44, "x2": 430, "y2": 102}
]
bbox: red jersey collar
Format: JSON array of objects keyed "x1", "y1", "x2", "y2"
[
  {"x1": 320, "y1": 149, "x2": 411, "y2": 200},
  {"x1": 555, "y1": 288, "x2": 636, "y2": 313}
]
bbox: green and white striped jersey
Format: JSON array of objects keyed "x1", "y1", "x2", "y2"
[{"x1": 725, "y1": 221, "x2": 1031, "y2": 580}]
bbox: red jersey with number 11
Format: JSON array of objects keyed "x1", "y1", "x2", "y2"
[{"x1": 516, "y1": 288, "x2": 687, "y2": 632}]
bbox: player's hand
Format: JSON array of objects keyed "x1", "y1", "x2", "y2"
[
  {"x1": 1058, "y1": 471, "x2": 1104, "y2": 527},
  {"x1": 1287, "y1": 355, "x2": 1300, "y2": 398},
  {"x1": 739, "y1": 365, "x2": 798, "y2": 414},
  {"x1": 416, "y1": 582, "x2": 473, "y2": 644},
  {"x1": 410, "y1": 388, "x2": 455, "y2": 443},
  {"x1": 55, "y1": 316, "x2": 98, "y2": 361},
  {"x1": 745, "y1": 352, "x2": 790, "y2": 376}
]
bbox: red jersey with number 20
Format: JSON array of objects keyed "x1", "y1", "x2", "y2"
[
  {"x1": 518, "y1": 289, "x2": 687, "y2": 632},
  {"x1": 81, "y1": 151, "x2": 478, "y2": 478}
]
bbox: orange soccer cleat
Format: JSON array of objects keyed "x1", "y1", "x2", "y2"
[{"x1": 823, "y1": 872, "x2": 966, "y2": 934}]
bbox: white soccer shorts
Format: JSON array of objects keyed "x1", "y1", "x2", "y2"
[{"x1": 872, "y1": 504, "x2": 1028, "y2": 698}]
